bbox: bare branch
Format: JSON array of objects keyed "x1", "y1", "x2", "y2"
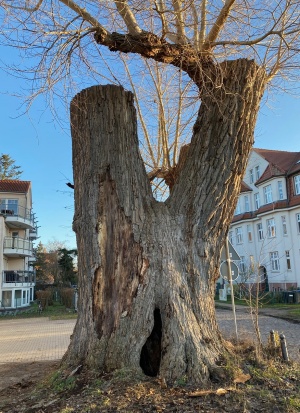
[
  {"x1": 121, "y1": 56, "x2": 157, "y2": 167},
  {"x1": 4, "y1": 0, "x2": 43, "y2": 13},
  {"x1": 209, "y1": 26, "x2": 300, "y2": 48},
  {"x1": 203, "y1": 0, "x2": 236, "y2": 50},
  {"x1": 58, "y1": 0, "x2": 107, "y2": 33},
  {"x1": 171, "y1": 0, "x2": 186, "y2": 44},
  {"x1": 114, "y1": 0, "x2": 142, "y2": 35},
  {"x1": 199, "y1": 0, "x2": 207, "y2": 49},
  {"x1": 146, "y1": 61, "x2": 171, "y2": 168}
]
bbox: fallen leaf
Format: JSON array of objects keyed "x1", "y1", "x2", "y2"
[
  {"x1": 188, "y1": 390, "x2": 212, "y2": 397},
  {"x1": 216, "y1": 388, "x2": 228, "y2": 395},
  {"x1": 234, "y1": 373, "x2": 251, "y2": 384},
  {"x1": 188, "y1": 388, "x2": 230, "y2": 397}
]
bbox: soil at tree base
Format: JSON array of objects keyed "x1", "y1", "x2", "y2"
[{"x1": 0, "y1": 350, "x2": 299, "y2": 413}]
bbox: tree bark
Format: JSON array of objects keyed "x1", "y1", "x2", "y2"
[{"x1": 65, "y1": 58, "x2": 266, "y2": 383}]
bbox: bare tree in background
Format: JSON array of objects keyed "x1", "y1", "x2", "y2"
[{"x1": 1, "y1": 0, "x2": 300, "y2": 383}]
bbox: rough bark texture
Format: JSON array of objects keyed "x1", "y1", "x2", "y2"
[{"x1": 65, "y1": 59, "x2": 267, "y2": 383}]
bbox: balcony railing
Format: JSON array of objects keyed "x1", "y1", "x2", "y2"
[
  {"x1": 3, "y1": 237, "x2": 33, "y2": 257},
  {"x1": 0, "y1": 205, "x2": 35, "y2": 229},
  {"x1": 29, "y1": 225, "x2": 39, "y2": 239},
  {"x1": 2, "y1": 270, "x2": 36, "y2": 285}
]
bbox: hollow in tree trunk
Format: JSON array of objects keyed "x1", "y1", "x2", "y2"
[{"x1": 64, "y1": 58, "x2": 266, "y2": 383}]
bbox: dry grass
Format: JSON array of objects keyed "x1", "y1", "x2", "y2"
[{"x1": 1, "y1": 340, "x2": 299, "y2": 413}]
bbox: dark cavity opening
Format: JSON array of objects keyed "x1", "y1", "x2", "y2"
[{"x1": 140, "y1": 308, "x2": 162, "y2": 377}]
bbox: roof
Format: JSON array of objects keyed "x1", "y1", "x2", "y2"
[
  {"x1": 0, "y1": 180, "x2": 31, "y2": 193},
  {"x1": 240, "y1": 181, "x2": 252, "y2": 192},
  {"x1": 253, "y1": 148, "x2": 300, "y2": 184}
]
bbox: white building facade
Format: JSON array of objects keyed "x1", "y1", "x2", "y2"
[
  {"x1": 229, "y1": 148, "x2": 300, "y2": 291},
  {"x1": 0, "y1": 180, "x2": 37, "y2": 310}
]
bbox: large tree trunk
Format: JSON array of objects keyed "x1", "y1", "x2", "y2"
[{"x1": 64, "y1": 59, "x2": 266, "y2": 383}]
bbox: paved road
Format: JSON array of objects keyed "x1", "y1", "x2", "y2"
[
  {"x1": 0, "y1": 317, "x2": 75, "y2": 363},
  {"x1": 216, "y1": 309, "x2": 300, "y2": 361},
  {"x1": 0, "y1": 311, "x2": 298, "y2": 363}
]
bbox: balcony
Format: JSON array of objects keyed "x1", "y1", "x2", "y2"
[
  {"x1": 29, "y1": 225, "x2": 39, "y2": 240},
  {"x1": 3, "y1": 237, "x2": 34, "y2": 257},
  {"x1": 0, "y1": 206, "x2": 35, "y2": 230},
  {"x1": 2, "y1": 270, "x2": 36, "y2": 287}
]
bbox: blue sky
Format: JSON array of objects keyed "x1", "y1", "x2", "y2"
[
  {"x1": 0, "y1": 53, "x2": 299, "y2": 251},
  {"x1": 0, "y1": 69, "x2": 76, "y2": 249}
]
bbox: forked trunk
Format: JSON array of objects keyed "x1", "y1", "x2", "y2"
[{"x1": 65, "y1": 59, "x2": 266, "y2": 383}]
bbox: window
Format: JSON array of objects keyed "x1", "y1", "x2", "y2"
[
  {"x1": 0, "y1": 199, "x2": 18, "y2": 214},
  {"x1": 1, "y1": 291, "x2": 12, "y2": 307},
  {"x1": 12, "y1": 231, "x2": 19, "y2": 249},
  {"x1": 257, "y1": 223, "x2": 263, "y2": 241},
  {"x1": 270, "y1": 251, "x2": 280, "y2": 271},
  {"x1": 297, "y1": 213, "x2": 300, "y2": 233},
  {"x1": 263, "y1": 185, "x2": 273, "y2": 204},
  {"x1": 250, "y1": 169, "x2": 254, "y2": 184},
  {"x1": 239, "y1": 256, "x2": 246, "y2": 274},
  {"x1": 235, "y1": 227, "x2": 243, "y2": 244},
  {"x1": 254, "y1": 193, "x2": 260, "y2": 210},
  {"x1": 255, "y1": 165, "x2": 260, "y2": 180},
  {"x1": 244, "y1": 195, "x2": 250, "y2": 212},
  {"x1": 267, "y1": 218, "x2": 276, "y2": 238},
  {"x1": 15, "y1": 290, "x2": 22, "y2": 307},
  {"x1": 285, "y1": 251, "x2": 291, "y2": 270},
  {"x1": 250, "y1": 255, "x2": 255, "y2": 273},
  {"x1": 277, "y1": 181, "x2": 284, "y2": 200},
  {"x1": 229, "y1": 231, "x2": 234, "y2": 245},
  {"x1": 235, "y1": 198, "x2": 241, "y2": 215},
  {"x1": 247, "y1": 225, "x2": 252, "y2": 242},
  {"x1": 294, "y1": 175, "x2": 300, "y2": 195},
  {"x1": 281, "y1": 216, "x2": 287, "y2": 235}
]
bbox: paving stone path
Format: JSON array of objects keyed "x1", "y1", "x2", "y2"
[
  {"x1": 0, "y1": 312, "x2": 299, "y2": 364},
  {"x1": 0, "y1": 317, "x2": 75, "y2": 363},
  {"x1": 216, "y1": 309, "x2": 300, "y2": 362}
]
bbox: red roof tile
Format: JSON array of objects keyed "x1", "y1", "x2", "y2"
[
  {"x1": 0, "y1": 180, "x2": 31, "y2": 193},
  {"x1": 253, "y1": 148, "x2": 300, "y2": 184},
  {"x1": 240, "y1": 181, "x2": 252, "y2": 192},
  {"x1": 255, "y1": 163, "x2": 285, "y2": 184}
]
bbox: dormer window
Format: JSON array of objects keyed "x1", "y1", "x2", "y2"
[
  {"x1": 234, "y1": 198, "x2": 241, "y2": 215},
  {"x1": 263, "y1": 185, "x2": 273, "y2": 204},
  {"x1": 254, "y1": 193, "x2": 260, "y2": 210},
  {"x1": 255, "y1": 165, "x2": 260, "y2": 180},
  {"x1": 277, "y1": 181, "x2": 284, "y2": 200},
  {"x1": 249, "y1": 169, "x2": 254, "y2": 184},
  {"x1": 244, "y1": 195, "x2": 250, "y2": 212},
  {"x1": 294, "y1": 175, "x2": 300, "y2": 195}
]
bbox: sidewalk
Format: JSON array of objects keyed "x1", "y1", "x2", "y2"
[
  {"x1": 215, "y1": 301, "x2": 300, "y2": 323},
  {"x1": 0, "y1": 317, "x2": 76, "y2": 363}
]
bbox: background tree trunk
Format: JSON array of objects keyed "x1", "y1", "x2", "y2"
[{"x1": 65, "y1": 59, "x2": 266, "y2": 383}]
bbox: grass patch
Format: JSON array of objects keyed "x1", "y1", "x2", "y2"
[
  {"x1": 215, "y1": 298, "x2": 300, "y2": 311},
  {"x1": 287, "y1": 396, "x2": 300, "y2": 410},
  {"x1": 0, "y1": 301, "x2": 77, "y2": 320},
  {"x1": 287, "y1": 308, "x2": 300, "y2": 317}
]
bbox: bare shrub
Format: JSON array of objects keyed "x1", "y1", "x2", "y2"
[
  {"x1": 60, "y1": 288, "x2": 74, "y2": 309},
  {"x1": 36, "y1": 290, "x2": 52, "y2": 310}
]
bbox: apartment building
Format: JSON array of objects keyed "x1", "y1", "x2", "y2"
[
  {"x1": 229, "y1": 148, "x2": 300, "y2": 291},
  {"x1": 0, "y1": 180, "x2": 37, "y2": 310}
]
